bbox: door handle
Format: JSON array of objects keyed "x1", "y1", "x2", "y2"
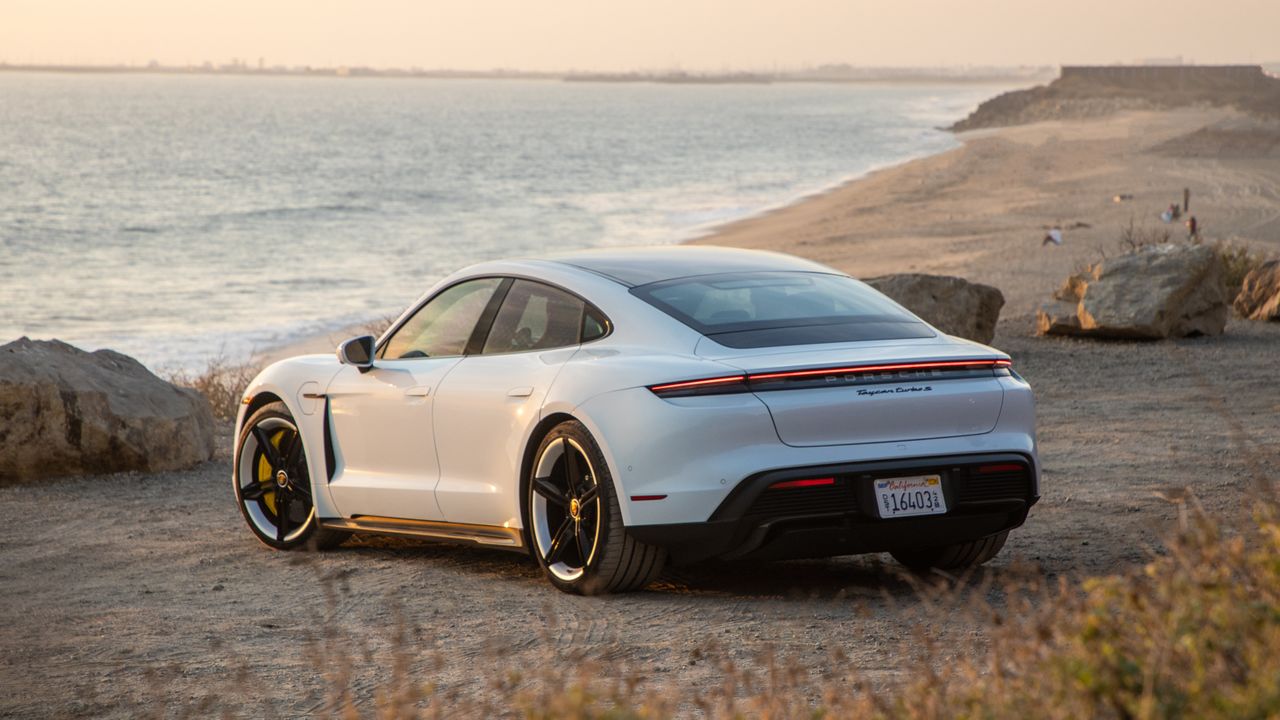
[
  {"x1": 507, "y1": 386, "x2": 534, "y2": 397},
  {"x1": 405, "y1": 386, "x2": 431, "y2": 397}
]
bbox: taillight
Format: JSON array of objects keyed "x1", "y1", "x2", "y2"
[
  {"x1": 977, "y1": 463, "x2": 1024, "y2": 474},
  {"x1": 751, "y1": 358, "x2": 1010, "y2": 381},
  {"x1": 648, "y1": 358, "x2": 1010, "y2": 398},
  {"x1": 768, "y1": 477, "x2": 836, "y2": 490},
  {"x1": 647, "y1": 374, "x2": 748, "y2": 398}
]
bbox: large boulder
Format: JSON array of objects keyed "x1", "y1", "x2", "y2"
[
  {"x1": 1233, "y1": 259, "x2": 1280, "y2": 321},
  {"x1": 0, "y1": 338, "x2": 217, "y2": 483},
  {"x1": 1036, "y1": 243, "x2": 1228, "y2": 339},
  {"x1": 862, "y1": 273, "x2": 1005, "y2": 344}
]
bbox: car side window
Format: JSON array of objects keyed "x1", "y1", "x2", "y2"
[
  {"x1": 482, "y1": 280, "x2": 585, "y2": 354},
  {"x1": 381, "y1": 277, "x2": 504, "y2": 360},
  {"x1": 582, "y1": 305, "x2": 609, "y2": 342}
]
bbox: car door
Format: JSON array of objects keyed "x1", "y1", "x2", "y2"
[
  {"x1": 324, "y1": 277, "x2": 505, "y2": 521},
  {"x1": 432, "y1": 279, "x2": 603, "y2": 528}
]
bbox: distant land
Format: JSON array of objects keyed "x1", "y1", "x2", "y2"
[
  {"x1": 952, "y1": 64, "x2": 1280, "y2": 130},
  {"x1": 0, "y1": 61, "x2": 1056, "y2": 84}
]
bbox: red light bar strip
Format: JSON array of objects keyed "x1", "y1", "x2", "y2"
[
  {"x1": 977, "y1": 463, "x2": 1024, "y2": 474},
  {"x1": 769, "y1": 477, "x2": 836, "y2": 490},
  {"x1": 630, "y1": 494, "x2": 668, "y2": 501},
  {"x1": 649, "y1": 374, "x2": 746, "y2": 393},
  {"x1": 750, "y1": 358, "x2": 1010, "y2": 382}
]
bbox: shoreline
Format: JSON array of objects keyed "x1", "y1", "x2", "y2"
[
  {"x1": 255, "y1": 106, "x2": 1280, "y2": 369},
  {"x1": 251, "y1": 134, "x2": 975, "y2": 368},
  {"x1": 693, "y1": 107, "x2": 1280, "y2": 324}
]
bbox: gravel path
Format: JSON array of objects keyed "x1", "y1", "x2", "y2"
[{"x1": 2, "y1": 320, "x2": 1277, "y2": 718}]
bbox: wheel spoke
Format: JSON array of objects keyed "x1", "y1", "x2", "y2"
[
  {"x1": 283, "y1": 431, "x2": 303, "y2": 472},
  {"x1": 241, "y1": 482, "x2": 271, "y2": 501},
  {"x1": 291, "y1": 479, "x2": 311, "y2": 498},
  {"x1": 545, "y1": 517, "x2": 573, "y2": 565},
  {"x1": 562, "y1": 440, "x2": 581, "y2": 496},
  {"x1": 575, "y1": 522, "x2": 592, "y2": 565},
  {"x1": 252, "y1": 426, "x2": 284, "y2": 470},
  {"x1": 276, "y1": 490, "x2": 290, "y2": 542},
  {"x1": 533, "y1": 477, "x2": 568, "y2": 506},
  {"x1": 578, "y1": 484, "x2": 598, "y2": 505}
]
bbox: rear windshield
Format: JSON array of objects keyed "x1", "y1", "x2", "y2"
[{"x1": 631, "y1": 272, "x2": 934, "y2": 349}]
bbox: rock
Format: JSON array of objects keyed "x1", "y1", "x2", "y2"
[
  {"x1": 1233, "y1": 259, "x2": 1280, "y2": 321},
  {"x1": 0, "y1": 338, "x2": 216, "y2": 483},
  {"x1": 1036, "y1": 243, "x2": 1228, "y2": 339},
  {"x1": 863, "y1": 273, "x2": 1005, "y2": 344}
]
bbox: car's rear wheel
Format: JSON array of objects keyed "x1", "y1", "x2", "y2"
[
  {"x1": 890, "y1": 530, "x2": 1008, "y2": 571},
  {"x1": 234, "y1": 401, "x2": 348, "y2": 551},
  {"x1": 527, "y1": 420, "x2": 666, "y2": 595}
]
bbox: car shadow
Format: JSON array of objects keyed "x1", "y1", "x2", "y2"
[{"x1": 330, "y1": 533, "x2": 1046, "y2": 603}]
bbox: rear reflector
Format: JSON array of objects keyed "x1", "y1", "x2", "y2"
[
  {"x1": 649, "y1": 358, "x2": 1011, "y2": 398},
  {"x1": 630, "y1": 494, "x2": 668, "y2": 502},
  {"x1": 977, "y1": 463, "x2": 1025, "y2": 474},
  {"x1": 768, "y1": 477, "x2": 836, "y2": 490}
]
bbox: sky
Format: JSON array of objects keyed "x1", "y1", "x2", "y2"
[{"x1": 4, "y1": 0, "x2": 1278, "y2": 71}]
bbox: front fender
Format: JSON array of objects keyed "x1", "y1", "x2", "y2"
[{"x1": 234, "y1": 355, "x2": 344, "y2": 520}]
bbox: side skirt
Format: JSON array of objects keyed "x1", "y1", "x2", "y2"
[{"x1": 320, "y1": 516, "x2": 526, "y2": 551}]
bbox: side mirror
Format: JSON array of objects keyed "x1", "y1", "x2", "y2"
[{"x1": 338, "y1": 335, "x2": 376, "y2": 373}]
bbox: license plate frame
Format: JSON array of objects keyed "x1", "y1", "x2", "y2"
[{"x1": 873, "y1": 474, "x2": 947, "y2": 519}]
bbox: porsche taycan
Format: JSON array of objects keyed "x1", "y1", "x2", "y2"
[{"x1": 233, "y1": 246, "x2": 1038, "y2": 594}]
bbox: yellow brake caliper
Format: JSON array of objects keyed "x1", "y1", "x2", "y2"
[{"x1": 255, "y1": 429, "x2": 287, "y2": 515}]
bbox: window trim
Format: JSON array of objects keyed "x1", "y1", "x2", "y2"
[
  {"x1": 375, "y1": 275, "x2": 508, "y2": 361},
  {"x1": 473, "y1": 278, "x2": 610, "y2": 357},
  {"x1": 375, "y1": 274, "x2": 614, "y2": 361}
]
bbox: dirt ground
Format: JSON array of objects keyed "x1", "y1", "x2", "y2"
[{"x1": 2, "y1": 316, "x2": 1277, "y2": 718}]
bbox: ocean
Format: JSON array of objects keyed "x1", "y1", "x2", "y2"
[{"x1": 0, "y1": 72, "x2": 1003, "y2": 371}]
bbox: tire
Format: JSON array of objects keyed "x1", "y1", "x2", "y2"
[
  {"x1": 526, "y1": 420, "x2": 666, "y2": 595},
  {"x1": 890, "y1": 530, "x2": 1009, "y2": 571},
  {"x1": 233, "y1": 401, "x2": 349, "y2": 551}
]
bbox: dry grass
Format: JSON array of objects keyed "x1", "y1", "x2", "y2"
[
  {"x1": 1206, "y1": 237, "x2": 1273, "y2": 302},
  {"x1": 166, "y1": 353, "x2": 261, "y2": 422},
  {"x1": 1118, "y1": 216, "x2": 1173, "y2": 253},
  {"x1": 173, "y1": 483, "x2": 1276, "y2": 719},
  {"x1": 167, "y1": 315, "x2": 398, "y2": 422}
]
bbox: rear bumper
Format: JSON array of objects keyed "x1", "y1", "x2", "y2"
[{"x1": 627, "y1": 452, "x2": 1038, "y2": 564}]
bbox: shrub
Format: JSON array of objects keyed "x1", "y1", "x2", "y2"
[
  {"x1": 1209, "y1": 238, "x2": 1273, "y2": 302},
  {"x1": 166, "y1": 354, "x2": 261, "y2": 422},
  {"x1": 238, "y1": 492, "x2": 1278, "y2": 719}
]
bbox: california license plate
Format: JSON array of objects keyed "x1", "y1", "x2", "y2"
[{"x1": 874, "y1": 474, "x2": 947, "y2": 519}]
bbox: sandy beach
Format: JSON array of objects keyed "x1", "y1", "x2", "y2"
[
  {"x1": 697, "y1": 108, "x2": 1280, "y2": 320},
  {"x1": 3, "y1": 107, "x2": 1279, "y2": 717}
]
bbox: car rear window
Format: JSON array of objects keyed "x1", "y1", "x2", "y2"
[{"x1": 631, "y1": 272, "x2": 934, "y2": 349}]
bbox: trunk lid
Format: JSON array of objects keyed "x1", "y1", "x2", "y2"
[{"x1": 705, "y1": 340, "x2": 1007, "y2": 447}]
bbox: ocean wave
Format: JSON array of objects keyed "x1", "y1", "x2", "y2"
[{"x1": 207, "y1": 203, "x2": 379, "y2": 223}]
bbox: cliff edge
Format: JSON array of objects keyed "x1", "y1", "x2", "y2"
[{"x1": 952, "y1": 65, "x2": 1280, "y2": 131}]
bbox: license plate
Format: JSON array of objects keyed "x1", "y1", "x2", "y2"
[{"x1": 874, "y1": 474, "x2": 947, "y2": 519}]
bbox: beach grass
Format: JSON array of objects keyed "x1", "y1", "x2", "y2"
[{"x1": 238, "y1": 486, "x2": 1277, "y2": 719}]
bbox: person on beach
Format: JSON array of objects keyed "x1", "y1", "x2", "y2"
[
  {"x1": 1184, "y1": 187, "x2": 1191, "y2": 213},
  {"x1": 1042, "y1": 227, "x2": 1063, "y2": 246},
  {"x1": 1186, "y1": 215, "x2": 1199, "y2": 241}
]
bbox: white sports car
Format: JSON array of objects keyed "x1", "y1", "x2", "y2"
[{"x1": 234, "y1": 246, "x2": 1038, "y2": 594}]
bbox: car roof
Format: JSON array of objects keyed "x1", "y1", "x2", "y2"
[{"x1": 543, "y1": 246, "x2": 840, "y2": 287}]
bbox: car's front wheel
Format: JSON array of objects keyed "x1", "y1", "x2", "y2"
[
  {"x1": 527, "y1": 420, "x2": 666, "y2": 595},
  {"x1": 234, "y1": 401, "x2": 348, "y2": 551},
  {"x1": 890, "y1": 530, "x2": 1008, "y2": 571}
]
